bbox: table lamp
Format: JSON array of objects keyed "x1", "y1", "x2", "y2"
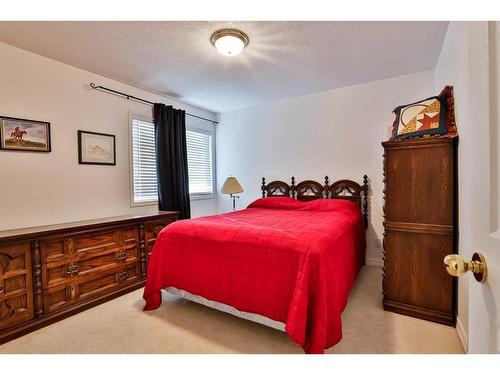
[{"x1": 221, "y1": 176, "x2": 244, "y2": 211}]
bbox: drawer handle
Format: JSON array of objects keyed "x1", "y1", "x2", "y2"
[
  {"x1": 64, "y1": 263, "x2": 79, "y2": 278},
  {"x1": 118, "y1": 270, "x2": 129, "y2": 281},
  {"x1": 116, "y1": 252, "x2": 128, "y2": 263}
]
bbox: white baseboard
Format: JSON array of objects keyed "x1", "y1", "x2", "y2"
[
  {"x1": 365, "y1": 257, "x2": 384, "y2": 268},
  {"x1": 456, "y1": 315, "x2": 468, "y2": 353}
]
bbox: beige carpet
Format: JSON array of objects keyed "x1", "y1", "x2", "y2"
[{"x1": 0, "y1": 266, "x2": 464, "y2": 354}]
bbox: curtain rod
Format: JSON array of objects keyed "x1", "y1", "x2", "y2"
[{"x1": 88, "y1": 83, "x2": 219, "y2": 124}]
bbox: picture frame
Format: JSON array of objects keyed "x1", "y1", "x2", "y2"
[
  {"x1": 78, "y1": 130, "x2": 116, "y2": 165},
  {"x1": 0, "y1": 116, "x2": 51, "y2": 152}
]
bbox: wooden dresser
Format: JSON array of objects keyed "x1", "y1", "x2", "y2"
[
  {"x1": 382, "y1": 138, "x2": 457, "y2": 325},
  {"x1": 0, "y1": 211, "x2": 178, "y2": 344}
]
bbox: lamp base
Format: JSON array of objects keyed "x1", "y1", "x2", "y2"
[{"x1": 230, "y1": 194, "x2": 240, "y2": 211}]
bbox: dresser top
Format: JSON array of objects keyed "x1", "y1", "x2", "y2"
[{"x1": 0, "y1": 211, "x2": 179, "y2": 242}]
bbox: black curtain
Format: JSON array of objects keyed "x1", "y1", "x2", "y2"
[{"x1": 154, "y1": 103, "x2": 191, "y2": 219}]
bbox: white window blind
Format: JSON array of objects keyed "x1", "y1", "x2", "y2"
[
  {"x1": 131, "y1": 118, "x2": 158, "y2": 204},
  {"x1": 131, "y1": 115, "x2": 215, "y2": 205},
  {"x1": 186, "y1": 129, "x2": 214, "y2": 197}
]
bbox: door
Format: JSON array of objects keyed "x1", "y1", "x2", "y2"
[{"x1": 458, "y1": 21, "x2": 500, "y2": 353}]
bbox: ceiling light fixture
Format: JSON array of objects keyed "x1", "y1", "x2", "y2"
[{"x1": 210, "y1": 28, "x2": 249, "y2": 57}]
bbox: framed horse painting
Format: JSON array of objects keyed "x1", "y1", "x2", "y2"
[{"x1": 0, "y1": 116, "x2": 51, "y2": 152}]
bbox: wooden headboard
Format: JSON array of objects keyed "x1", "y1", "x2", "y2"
[{"x1": 261, "y1": 175, "x2": 369, "y2": 227}]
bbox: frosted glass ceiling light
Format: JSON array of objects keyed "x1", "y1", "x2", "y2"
[{"x1": 210, "y1": 29, "x2": 249, "y2": 57}]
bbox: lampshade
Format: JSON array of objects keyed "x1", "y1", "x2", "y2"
[{"x1": 221, "y1": 176, "x2": 244, "y2": 195}]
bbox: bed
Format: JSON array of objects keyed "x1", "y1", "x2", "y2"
[{"x1": 143, "y1": 176, "x2": 368, "y2": 354}]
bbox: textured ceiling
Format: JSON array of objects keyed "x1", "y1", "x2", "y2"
[{"x1": 0, "y1": 21, "x2": 448, "y2": 112}]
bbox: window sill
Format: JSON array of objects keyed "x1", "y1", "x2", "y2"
[
  {"x1": 190, "y1": 195, "x2": 215, "y2": 201},
  {"x1": 130, "y1": 196, "x2": 214, "y2": 207},
  {"x1": 130, "y1": 201, "x2": 158, "y2": 208}
]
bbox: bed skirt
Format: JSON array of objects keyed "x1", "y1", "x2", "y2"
[{"x1": 164, "y1": 287, "x2": 286, "y2": 332}]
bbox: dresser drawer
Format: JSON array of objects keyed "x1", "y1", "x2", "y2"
[
  {"x1": 41, "y1": 225, "x2": 139, "y2": 288},
  {"x1": 0, "y1": 241, "x2": 34, "y2": 330},
  {"x1": 43, "y1": 261, "x2": 140, "y2": 314},
  {"x1": 40, "y1": 225, "x2": 139, "y2": 263},
  {"x1": 44, "y1": 247, "x2": 139, "y2": 288}
]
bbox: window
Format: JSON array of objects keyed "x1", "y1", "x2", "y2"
[
  {"x1": 130, "y1": 114, "x2": 215, "y2": 205},
  {"x1": 186, "y1": 129, "x2": 214, "y2": 198},
  {"x1": 131, "y1": 116, "x2": 158, "y2": 205}
]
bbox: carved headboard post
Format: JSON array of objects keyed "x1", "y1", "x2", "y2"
[
  {"x1": 362, "y1": 175, "x2": 368, "y2": 228},
  {"x1": 324, "y1": 176, "x2": 330, "y2": 196},
  {"x1": 261, "y1": 177, "x2": 266, "y2": 198},
  {"x1": 290, "y1": 176, "x2": 296, "y2": 199}
]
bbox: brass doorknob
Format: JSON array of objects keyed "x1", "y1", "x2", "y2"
[{"x1": 444, "y1": 252, "x2": 487, "y2": 283}]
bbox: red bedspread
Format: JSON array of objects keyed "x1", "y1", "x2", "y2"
[{"x1": 143, "y1": 197, "x2": 366, "y2": 353}]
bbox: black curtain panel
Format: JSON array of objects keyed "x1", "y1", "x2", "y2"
[{"x1": 153, "y1": 103, "x2": 191, "y2": 219}]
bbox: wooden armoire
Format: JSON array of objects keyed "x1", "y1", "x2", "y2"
[{"x1": 382, "y1": 137, "x2": 457, "y2": 326}]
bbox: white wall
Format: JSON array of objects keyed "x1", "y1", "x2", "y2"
[
  {"x1": 0, "y1": 42, "x2": 218, "y2": 230},
  {"x1": 216, "y1": 70, "x2": 436, "y2": 264},
  {"x1": 434, "y1": 21, "x2": 472, "y2": 351}
]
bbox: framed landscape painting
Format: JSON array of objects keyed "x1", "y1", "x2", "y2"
[
  {"x1": 0, "y1": 116, "x2": 51, "y2": 152},
  {"x1": 78, "y1": 130, "x2": 116, "y2": 165}
]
